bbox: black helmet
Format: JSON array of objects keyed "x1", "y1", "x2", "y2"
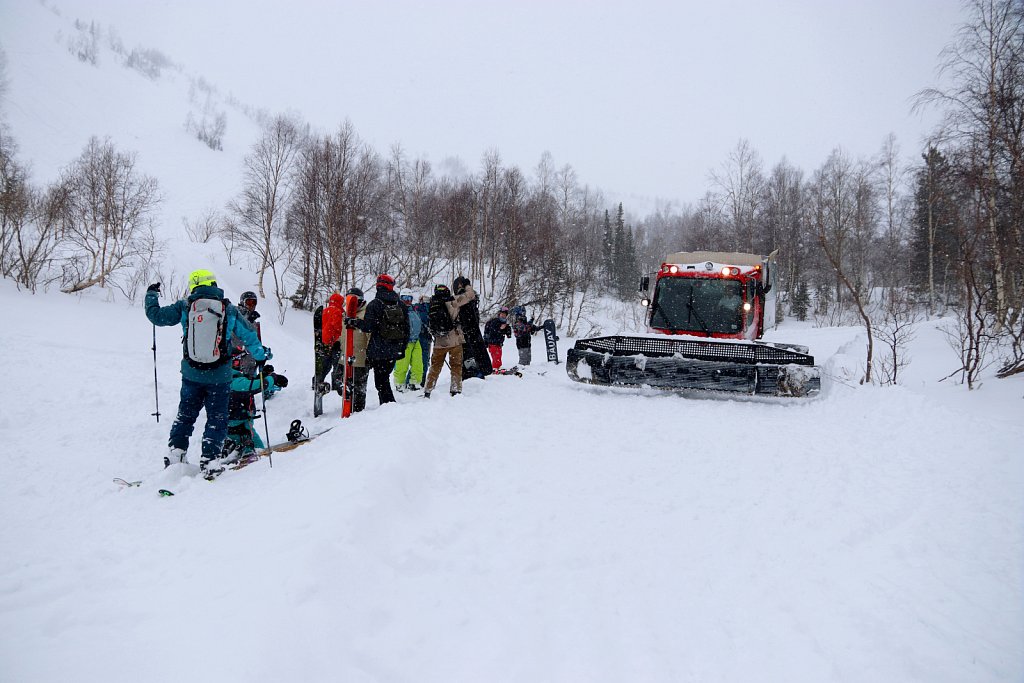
[
  {"x1": 434, "y1": 283, "x2": 453, "y2": 301},
  {"x1": 346, "y1": 286, "x2": 364, "y2": 303},
  {"x1": 240, "y1": 291, "x2": 257, "y2": 308}
]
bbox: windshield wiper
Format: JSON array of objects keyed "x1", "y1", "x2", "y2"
[{"x1": 686, "y1": 288, "x2": 712, "y2": 337}]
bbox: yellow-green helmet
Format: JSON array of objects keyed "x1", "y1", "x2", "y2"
[{"x1": 188, "y1": 269, "x2": 217, "y2": 292}]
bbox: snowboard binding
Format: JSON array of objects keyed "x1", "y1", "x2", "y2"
[{"x1": 286, "y1": 419, "x2": 309, "y2": 443}]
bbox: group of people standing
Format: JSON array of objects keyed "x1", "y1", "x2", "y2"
[
  {"x1": 147, "y1": 268, "x2": 543, "y2": 470},
  {"x1": 318, "y1": 274, "x2": 543, "y2": 403}
]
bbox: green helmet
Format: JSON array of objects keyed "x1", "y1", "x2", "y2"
[{"x1": 188, "y1": 269, "x2": 217, "y2": 292}]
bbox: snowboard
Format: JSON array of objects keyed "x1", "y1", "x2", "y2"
[
  {"x1": 461, "y1": 338, "x2": 494, "y2": 380},
  {"x1": 206, "y1": 424, "x2": 336, "y2": 479},
  {"x1": 492, "y1": 366, "x2": 523, "y2": 377},
  {"x1": 341, "y1": 294, "x2": 359, "y2": 418},
  {"x1": 313, "y1": 305, "x2": 327, "y2": 417},
  {"x1": 543, "y1": 318, "x2": 559, "y2": 364}
]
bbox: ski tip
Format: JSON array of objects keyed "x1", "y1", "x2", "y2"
[{"x1": 158, "y1": 489, "x2": 175, "y2": 497}]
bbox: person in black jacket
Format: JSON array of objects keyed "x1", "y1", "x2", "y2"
[
  {"x1": 347, "y1": 274, "x2": 409, "y2": 406},
  {"x1": 483, "y1": 306, "x2": 512, "y2": 370},
  {"x1": 454, "y1": 276, "x2": 492, "y2": 379}
]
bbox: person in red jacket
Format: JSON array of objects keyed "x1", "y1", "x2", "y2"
[{"x1": 316, "y1": 292, "x2": 346, "y2": 393}]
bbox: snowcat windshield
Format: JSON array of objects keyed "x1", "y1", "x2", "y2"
[{"x1": 649, "y1": 277, "x2": 743, "y2": 334}]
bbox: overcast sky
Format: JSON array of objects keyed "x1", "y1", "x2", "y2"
[{"x1": 41, "y1": 0, "x2": 964, "y2": 208}]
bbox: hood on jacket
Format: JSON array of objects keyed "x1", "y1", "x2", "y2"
[
  {"x1": 188, "y1": 284, "x2": 226, "y2": 301},
  {"x1": 375, "y1": 286, "x2": 400, "y2": 303},
  {"x1": 328, "y1": 292, "x2": 345, "y2": 308}
]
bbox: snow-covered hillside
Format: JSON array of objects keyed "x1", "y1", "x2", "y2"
[
  {"x1": 1, "y1": 1, "x2": 261, "y2": 278},
  {"x1": 2, "y1": 3, "x2": 1023, "y2": 682}
]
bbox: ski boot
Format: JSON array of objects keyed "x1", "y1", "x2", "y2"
[{"x1": 164, "y1": 447, "x2": 188, "y2": 469}]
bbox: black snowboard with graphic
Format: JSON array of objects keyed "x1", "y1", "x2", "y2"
[
  {"x1": 543, "y1": 319, "x2": 559, "y2": 364},
  {"x1": 313, "y1": 305, "x2": 328, "y2": 417}
]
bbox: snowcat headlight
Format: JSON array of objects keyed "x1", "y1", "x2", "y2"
[
  {"x1": 641, "y1": 297, "x2": 650, "y2": 307},
  {"x1": 721, "y1": 267, "x2": 730, "y2": 276},
  {"x1": 669, "y1": 265, "x2": 678, "y2": 274},
  {"x1": 743, "y1": 302, "x2": 752, "y2": 312}
]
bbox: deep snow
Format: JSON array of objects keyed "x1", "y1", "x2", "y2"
[
  {"x1": 0, "y1": 278, "x2": 1022, "y2": 683},
  {"x1": 1, "y1": 3, "x2": 1023, "y2": 682}
]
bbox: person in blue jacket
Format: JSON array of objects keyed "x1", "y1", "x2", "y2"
[
  {"x1": 413, "y1": 295, "x2": 432, "y2": 381},
  {"x1": 394, "y1": 294, "x2": 425, "y2": 391},
  {"x1": 145, "y1": 269, "x2": 267, "y2": 471},
  {"x1": 221, "y1": 356, "x2": 286, "y2": 459}
]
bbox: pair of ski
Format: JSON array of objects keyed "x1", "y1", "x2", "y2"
[{"x1": 313, "y1": 294, "x2": 359, "y2": 418}]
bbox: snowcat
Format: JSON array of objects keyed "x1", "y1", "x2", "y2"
[{"x1": 566, "y1": 251, "x2": 821, "y2": 397}]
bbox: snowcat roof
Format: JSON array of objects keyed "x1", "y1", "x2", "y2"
[{"x1": 664, "y1": 251, "x2": 766, "y2": 267}]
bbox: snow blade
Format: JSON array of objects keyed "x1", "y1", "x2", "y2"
[{"x1": 565, "y1": 335, "x2": 821, "y2": 398}]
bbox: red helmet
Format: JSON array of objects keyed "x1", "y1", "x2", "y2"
[{"x1": 376, "y1": 274, "x2": 395, "y2": 291}]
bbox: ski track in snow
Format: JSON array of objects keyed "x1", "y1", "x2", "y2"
[{"x1": 0, "y1": 282, "x2": 1022, "y2": 683}]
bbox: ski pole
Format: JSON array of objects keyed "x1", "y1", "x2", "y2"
[
  {"x1": 259, "y1": 365, "x2": 273, "y2": 468},
  {"x1": 151, "y1": 324, "x2": 161, "y2": 422}
]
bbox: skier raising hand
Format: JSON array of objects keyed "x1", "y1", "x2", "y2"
[{"x1": 145, "y1": 269, "x2": 267, "y2": 472}]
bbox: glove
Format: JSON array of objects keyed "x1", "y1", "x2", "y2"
[
  {"x1": 147, "y1": 283, "x2": 161, "y2": 293},
  {"x1": 262, "y1": 347, "x2": 273, "y2": 361},
  {"x1": 263, "y1": 364, "x2": 275, "y2": 375},
  {"x1": 273, "y1": 373, "x2": 289, "y2": 388}
]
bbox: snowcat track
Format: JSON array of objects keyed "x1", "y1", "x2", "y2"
[{"x1": 566, "y1": 336, "x2": 821, "y2": 398}]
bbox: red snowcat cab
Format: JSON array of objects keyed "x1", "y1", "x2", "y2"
[{"x1": 566, "y1": 251, "x2": 821, "y2": 397}]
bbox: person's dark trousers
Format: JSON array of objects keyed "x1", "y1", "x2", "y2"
[
  {"x1": 315, "y1": 343, "x2": 342, "y2": 391},
  {"x1": 368, "y1": 359, "x2": 397, "y2": 404},
  {"x1": 169, "y1": 378, "x2": 231, "y2": 458},
  {"x1": 419, "y1": 339, "x2": 431, "y2": 381},
  {"x1": 352, "y1": 366, "x2": 369, "y2": 412}
]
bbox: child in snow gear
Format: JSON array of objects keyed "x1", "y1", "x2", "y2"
[
  {"x1": 145, "y1": 271, "x2": 266, "y2": 470},
  {"x1": 512, "y1": 305, "x2": 542, "y2": 366},
  {"x1": 347, "y1": 275, "x2": 409, "y2": 405},
  {"x1": 454, "y1": 276, "x2": 492, "y2": 379},
  {"x1": 483, "y1": 306, "x2": 512, "y2": 370},
  {"x1": 394, "y1": 294, "x2": 426, "y2": 391},
  {"x1": 423, "y1": 283, "x2": 473, "y2": 397}
]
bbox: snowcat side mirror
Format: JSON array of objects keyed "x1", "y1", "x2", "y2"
[{"x1": 639, "y1": 275, "x2": 650, "y2": 293}]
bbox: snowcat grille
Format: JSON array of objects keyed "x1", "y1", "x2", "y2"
[{"x1": 571, "y1": 336, "x2": 815, "y2": 366}]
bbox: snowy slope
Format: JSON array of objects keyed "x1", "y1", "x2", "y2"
[
  {"x1": 0, "y1": 1, "x2": 261, "y2": 282},
  {"x1": 0, "y1": 280, "x2": 1022, "y2": 683},
  {"x1": 2, "y1": 3, "x2": 1023, "y2": 682}
]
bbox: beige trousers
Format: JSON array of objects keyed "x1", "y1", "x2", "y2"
[{"x1": 424, "y1": 344, "x2": 464, "y2": 394}]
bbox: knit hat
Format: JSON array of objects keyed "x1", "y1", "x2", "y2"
[{"x1": 376, "y1": 274, "x2": 395, "y2": 291}]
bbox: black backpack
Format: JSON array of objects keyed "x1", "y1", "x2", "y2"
[
  {"x1": 377, "y1": 301, "x2": 407, "y2": 342},
  {"x1": 428, "y1": 298, "x2": 455, "y2": 336}
]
